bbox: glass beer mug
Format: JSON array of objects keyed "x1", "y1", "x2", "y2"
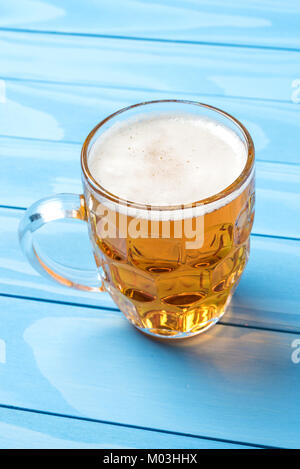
[{"x1": 19, "y1": 100, "x2": 255, "y2": 339}]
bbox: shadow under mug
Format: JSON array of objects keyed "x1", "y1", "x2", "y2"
[{"x1": 19, "y1": 100, "x2": 255, "y2": 339}]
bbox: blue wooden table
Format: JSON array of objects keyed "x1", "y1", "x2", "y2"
[{"x1": 0, "y1": 0, "x2": 299, "y2": 449}]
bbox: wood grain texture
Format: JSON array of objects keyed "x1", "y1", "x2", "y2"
[
  {"x1": 1, "y1": 131, "x2": 299, "y2": 238},
  {"x1": 0, "y1": 294, "x2": 298, "y2": 448},
  {"x1": 1, "y1": 208, "x2": 299, "y2": 332},
  {"x1": 0, "y1": 406, "x2": 241, "y2": 449},
  {"x1": 1, "y1": 1, "x2": 299, "y2": 448},
  {"x1": 1, "y1": 79, "x2": 300, "y2": 164},
  {"x1": 1, "y1": 0, "x2": 300, "y2": 50},
  {"x1": 0, "y1": 30, "x2": 299, "y2": 102}
]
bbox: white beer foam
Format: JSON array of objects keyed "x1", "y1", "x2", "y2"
[{"x1": 88, "y1": 112, "x2": 249, "y2": 219}]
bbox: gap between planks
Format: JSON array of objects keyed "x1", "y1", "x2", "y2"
[
  {"x1": 0, "y1": 403, "x2": 277, "y2": 449},
  {"x1": 0, "y1": 26, "x2": 300, "y2": 55}
]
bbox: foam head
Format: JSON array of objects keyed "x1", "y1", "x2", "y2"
[{"x1": 88, "y1": 112, "x2": 247, "y2": 207}]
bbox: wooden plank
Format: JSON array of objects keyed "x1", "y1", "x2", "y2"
[
  {"x1": 0, "y1": 406, "x2": 241, "y2": 449},
  {"x1": 1, "y1": 208, "x2": 299, "y2": 332},
  {"x1": 0, "y1": 135, "x2": 299, "y2": 238},
  {"x1": 1, "y1": 1, "x2": 300, "y2": 50},
  {"x1": 0, "y1": 294, "x2": 298, "y2": 448},
  {"x1": 1, "y1": 2, "x2": 297, "y2": 451},
  {"x1": 1, "y1": 80, "x2": 300, "y2": 165},
  {"x1": 0, "y1": 31, "x2": 299, "y2": 102}
]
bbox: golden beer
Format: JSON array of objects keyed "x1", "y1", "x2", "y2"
[
  {"x1": 85, "y1": 176, "x2": 254, "y2": 337},
  {"x1": 82, "y1": 101, "x2": 255, "y2": 338},
  {"x1": 20, "y1": 100, "x2": 255, "y2": 339}
]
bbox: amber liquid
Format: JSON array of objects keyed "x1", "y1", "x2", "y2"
[{"x1": 85, "y1": 178, "x2": 254, "y2": 338}]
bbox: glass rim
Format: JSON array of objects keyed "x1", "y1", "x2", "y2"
[{"x1": 81, "y1": 99, "x2": 255, "y2": 212}]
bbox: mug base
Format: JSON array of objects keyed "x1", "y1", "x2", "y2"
[
  {"x1": 134, "y1": 317, "x2": 219, "y2": 340},
  {"x1": 132, "y1": 295, "x2": 231, "y2": 340}
]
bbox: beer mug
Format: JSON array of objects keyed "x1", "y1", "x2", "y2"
[{"x1": 19, "y1": 100, "x2": 255, "y2": 339}]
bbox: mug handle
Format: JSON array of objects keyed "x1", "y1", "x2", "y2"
[{"x1": 18, "y1": 193, "x2": 102, "y2": 292}]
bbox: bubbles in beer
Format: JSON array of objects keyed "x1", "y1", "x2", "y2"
[{"x1": 88, "y1": 112, "x2": 247, "y2": 206}]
